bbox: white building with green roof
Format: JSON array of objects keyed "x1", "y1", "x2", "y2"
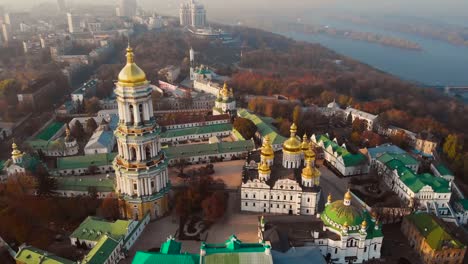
[
  {"x1": 237, "y1": 109, "x2": 286, "y2": 150},
  {"x1": 311, "y1": 134, "x2": 369, "y2": 176},
  {"x1": 376, "y1": 153, "x2": 452, "y2": 213},
  {"x1": 260, "y1": 191, "x2": 383, "y2": 264}
]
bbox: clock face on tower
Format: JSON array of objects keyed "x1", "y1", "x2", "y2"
[{"x1": 112, "y1": 45, "x2": 170, "y2": 220}]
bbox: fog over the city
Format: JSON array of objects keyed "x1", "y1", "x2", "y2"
[{"x1": 1, "y1": 0, "x2": 468, "y2": 25}]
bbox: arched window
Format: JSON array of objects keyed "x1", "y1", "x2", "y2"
[
  {"x1": 146, "y1": 146, "x2": 151, "y2": 160},
  {"x1": 129, "y1": 105, "x2": 135, "y2": 124},
  {"x1": 139, "y1": 104, "x2": 144, "y2": 123},
  {"x1": 130, "y1": 147, "x2": 137, "y2": 161}
]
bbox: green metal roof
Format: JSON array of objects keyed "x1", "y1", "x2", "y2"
[
  {"x1": 132, "y1": 251, "x2": 200, "y2": 264},
  {"x1": 35, "y1": 122, "x2": 64, "y2": 141},
  {"x1": 0, "y1": 160, "x2": 5, "y2": 171},
  {"x1": 237, "y1": 109, "x2": 286, "y2": 145},
  {"x1": 405, "y1": 212, "x2": 465, "y2": 251},
  {"x1": 202, "y1": 235, "x2": 268, "y2": 255},
  {"x1": 161, "y1": 123, "x2": 232, "y2": 139},
  {"x1": 435, "y1": 164, "x2": 453, "y2": 176},
  {"x1": 380, "y1": 157, "x2": 450, "y2": 193},
  {"x1": 70, "y1": 216, "x2": 131, "y2": 241},
  {"x1": 55, "y1": 177, "x2": 114, "y2": 193},
  {"x1": 82, "y1": 235, "x2": 120, "y2": 264},
  {"x1": 204, "y1": 252, "x2": 273, "y2": 264},
  {"x1": 15, "y1": 246, "x2": 76, "y2": 264},
  {"x1": 315, "y1": 135, "x2": 366, "y2": 167},
  {"x1": 56, "y1": 153, "x2": 117, "y2": 170},
  {"x1": 377, "y1": 152, "x2": 418, "y2": 166},
  {"x1": 458, "y1": 199, "x2": 468, "y2": 210},
  {"x1": 165, "y1": 140, "x2": 254, "y2": 160},
  {"x1": 161, "y1": 238, "x2": 182, "y2": 254}
]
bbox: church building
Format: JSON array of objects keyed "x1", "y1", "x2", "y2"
[
  {"x1": 241, "y1": 123, "x2": 322, "y2": 215},
  {"x1": 113, "y1": 45, "x2": 170, "y2": 221}
]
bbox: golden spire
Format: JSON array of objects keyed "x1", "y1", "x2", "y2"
[
  {"x1": 117, "y1": 43, "x2": 147, "y2": 86},
  {"x1": 261, "y1": 135, "x2": 274, "y2": 158},
  {"x1": 344, "y1": 189, "x2": 352, "y2": 200},
  {"x1": 290, "y1": 123, "x2": 297, "y2": 136},
  {"x1": 11, "y1": 142, "x2": 22, "y2": 157},
  {"x1": 301, "y1": 133, "x2": 309, "y2": 151},
  {"x1": 343, "y1": 222, "x2": 349, "y2": 229},
  {"x1": 327, "y1": 193, "x2": 332, "y2": 203},
  {"x1": 220, "y1": 82, "x2": 230, "y2": 97},
  {"x1": 361, "y1": 220, "x2": 367, "y2": 229}
]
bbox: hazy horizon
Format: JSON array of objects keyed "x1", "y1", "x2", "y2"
[{"x1": 1, "y1": 0, "x2": 467, "y2": 26}]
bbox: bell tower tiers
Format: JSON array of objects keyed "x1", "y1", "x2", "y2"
[{"x1": 113, "y1": 45, "x2": 170, "y2": 221}]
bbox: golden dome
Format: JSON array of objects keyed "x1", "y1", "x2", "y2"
[
  {"x1": 361, "y1": 220, "x2": 367, "y2": 228},
  {"x1": 261, "y1": 135, "x2": 274, "y2": 158},
  {"x1": 258, "y1": 162, "x2": 271, "y2": 174},
  {"x1": 11, "y1": 142, "x2": 22, "y2": 157},
  {"x1": 301, "y1": 134, "x2": 309, "y2": 151},
  {"x1": 302, "y1": 162, "x2": 320, "y2": 180},
  {"x1": 344, "y1": 189, "x2": 352, "y2": 201},
  {"x1": 304, "y1": 145, "x2": 316, "y2": 162},
  {"x1": 117, "y1": 45, "x2": 147, "y2": 87},
  {"x1": 220, "y1": 82, "x2": 230, "y2": 97},
  {"x1": 327, "y1": 193, "x2": 332, "y2": 203},
  {"x1": 282, "y1": 123, "x2": 301, "y2": 153}
]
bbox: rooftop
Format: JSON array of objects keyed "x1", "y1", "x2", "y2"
[
  {"x1": 367, "y1": 143, "x2": 406, "y2": 160},
  {"x1": 55, "y1": 177, "x2": 114, "y2": 193},
  {"x1": 56, "y1": 153, "x2": 117, "y2": 170},
  {"x1": 82, "y1": 235, "x2": 120, "y2": 264},
  {"x1": 165, "y1": 140, "x2": 254, "y2": 160},
  {"x1": 314, "y1": 135, "x2": 367, "y2": 167},
  {"x1": 84, "y1": 130, "x2": 114, "y2": 150},
  {"x1": 161, "y1": 123, "x2": 232, "y2": 138},
  {"x1": 405, "y1": 212, "x2": 465, "y2": 251},
  {"x1": 434, "y1": 164, "x2": 453, "y2": 176},
  {"x1": 70, "y1": 216, "x2": 131, "y2": 241},
  {"x1": 237, "y1": 109, "x2": 286, "y2": 146},
  {"x1": 35, "y1": 122, "x2": 64, "y2": 141},
  {"x1": 15, "y1": 245, "x2": 75, "y2": 264}
]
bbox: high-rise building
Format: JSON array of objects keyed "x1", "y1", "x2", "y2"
[
  {"x1": 113, "y1": 45, "x2": 170, "y2": 220},
  {"x1": 57, "y1": 0, "x2": 66, "y2": 12},
  {"x1": 179, "y1": 0, "x2": 206, "y2": 28},
  {"x1": 5, "y1": 12, "x2": 30, "y2": 31},
  {"x1": 67, "y1": 13, "x2": 82, "y2": 33},
  {"x1": 117, "y1": 0, "x2": 137, "y2": 17},
  {"x1": 1, "y1": 23, "x2": 10, "y2": 43}
]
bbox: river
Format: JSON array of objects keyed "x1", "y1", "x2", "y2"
[{"x1": 278, "y1": 20, "x2": 468, "y2": 86}]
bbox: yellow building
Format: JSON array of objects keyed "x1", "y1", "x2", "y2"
[
  {"x1": 401, "y1": 212, "x2": 466, "y2": 264},
  {"x1": 113, "y1": 45, "x2": 170, "y2": 220}
]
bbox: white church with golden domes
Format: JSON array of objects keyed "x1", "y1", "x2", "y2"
[
  {"x1": 213, "y1": 82, "x2": 236, "y2": 116},
  {"x1": 241, "y1": 123, "x2": 322, "y2": 215},
  {"x1": 113, "y1": 45, "x2": 170, "y2": 220}
]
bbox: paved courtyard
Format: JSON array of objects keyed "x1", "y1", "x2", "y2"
[
  {"x1": 169, "y1": 159, "x2": 245, "y2": 189},
  {"x1": 123, "y1": 160, "x2": 352, "y2": 263}
]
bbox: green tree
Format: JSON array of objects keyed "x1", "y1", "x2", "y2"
[{"x1": 233, "y1": 117, "x2": 257, "y2": 140}]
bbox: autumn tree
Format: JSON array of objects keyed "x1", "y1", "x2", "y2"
[
  {"x1": 99, "y1": 195, "x2": 119, "y2": 220},
  {"x1": 85, "y1": 118, "x2": 98, "y2": 135},
  {"x1": 201, "y1": 191, "x2": 227, "y2": 221},
  {"x1": 71, "y1": 120, "x2": 85, "y2": 141},
  {"x1": 233, "y1": 117, "x2": 257, "y2": 140},
  {"x1": 34, "y1": 164, "x2": 57, "y2": 196},
  {"x1": 84, "y1": 97, "x2": 101, "y2": 114}
]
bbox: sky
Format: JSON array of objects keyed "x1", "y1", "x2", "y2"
[{"x1": 1, "y1": 0, "x2": 467, "y2": 25}]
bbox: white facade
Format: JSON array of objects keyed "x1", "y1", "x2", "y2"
[
  {"x1": 311, "y1": 134, "x2": 369, "y2": 176},
  {"x1": 179, "y1": 0, "x2": 206, "y2": 27},
  {"x1": 344, "y1": 107, "x2": 377, "y2": 131},
  {"x1": 241, "y1": 178, "x2": 320, "y2": 215},
  {"x1": 67, "y1": 13, "x2": 82, "y2": 33},
  {"x1": 193, "y1": 80, "x2": 220, "y2": 95},
  {"x1": 376, "y1": 159, "x2": 451, "y2": 211}
]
